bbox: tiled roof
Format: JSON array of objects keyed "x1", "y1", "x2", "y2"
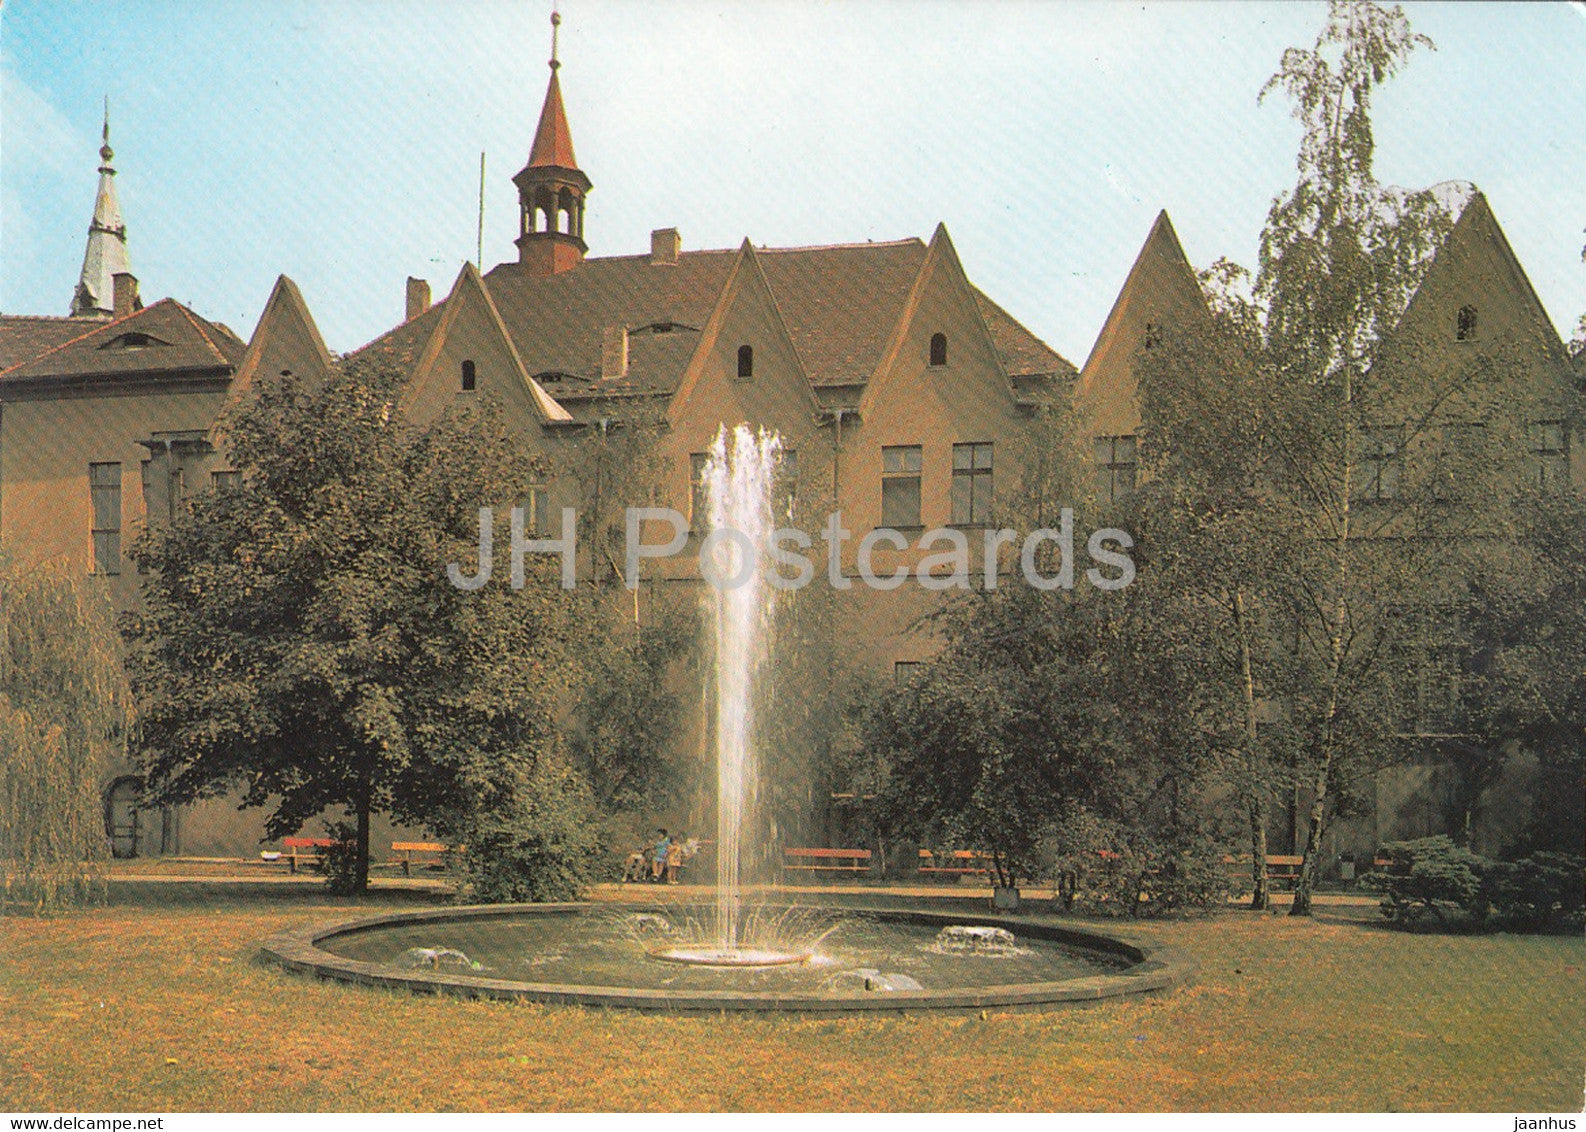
[
  {"x1": 0, "y1": 298, "x2": 245, "y2": 384},
  {"x1": 0, "y1": 315, "x2": 103, "y2": 371},
  {"x1": 974, "y1": 288, "x2": 1076, "y2": 380},
  {"x1": 351, "y1": 238, "x2": 1072, "y2": 399}
]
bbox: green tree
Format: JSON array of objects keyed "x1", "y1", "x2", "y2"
[
  {"x1": 124, "y1": 361, "x2": 575, "y2": 893},
  {"x1": 0, "y1": 563, "x2": 130, "y2": 912},
  {"x1": 861, "y1": 584, "x2": 1222, "y2": 893}
]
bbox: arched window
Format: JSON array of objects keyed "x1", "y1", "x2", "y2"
[
  {"x1": 1457, "y1": 305, "x2": 1478, "y2": 342},
  {"x1": 461, "y1": 359, "x2": 477, "y2": 391},
  {"x1": 737, "y1": 344, "x2": 754, "y2": 379},
  {"x1": 929, "y1": 332, "x2": 948, "y2": 367}
]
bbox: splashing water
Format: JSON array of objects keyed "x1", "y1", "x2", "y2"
[{"x1": 701, "y1": 424, "x2": 781, "y2": 952}]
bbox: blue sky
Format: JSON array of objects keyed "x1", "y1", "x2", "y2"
[{"x1": 3, "y1": 1, "x2": 1583, "y2": 363}]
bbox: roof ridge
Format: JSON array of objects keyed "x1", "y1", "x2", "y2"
[
  {"x1": 755, "y1": 237, "x2": 925, "y2": 254},
  {"x1": 0, "y1": 298, "x2": 177, "y2": 376},
  {"x1": 172, "y1": 300, "x2": 232, "y2": 367}
]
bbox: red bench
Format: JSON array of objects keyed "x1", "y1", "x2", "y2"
[
  {"x1": 278, "y1": 836, "x2": 338, "y2": 874},
  {"x1": 918, "y1": 849, "x2": 996, "y2": 878},
  {"x1": 783, "y1": 847, "x2": 871, "y2": 876}
]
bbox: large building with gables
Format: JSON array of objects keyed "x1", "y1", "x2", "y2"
[{"x1": 1, "y1": 31, "x2": 1579, "y2": 863}]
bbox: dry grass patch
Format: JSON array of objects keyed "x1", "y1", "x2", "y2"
[{"x1": 2, "y1": 887, "x2": 1581, "y2": 1111}]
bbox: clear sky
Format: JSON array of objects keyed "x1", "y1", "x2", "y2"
[{"x1": 3, "y1": 1, "x2": 1583, "y2": 364}]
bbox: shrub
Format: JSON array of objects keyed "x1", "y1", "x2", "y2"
[
  {"x1": 1481, "y1": 853, "x2": 1585, "y2": 932},
  {"x1": 1363, "y1": 836, "x2": 1487, "y2": 923},
  {"x1": 1046, "y1": 809, "x2": 1231, "y2": 918},
  {"x1": 458, "y1": 754, "x2": 601, "y2": 904},
  {"x1": 316, "y1": 821, "x2": 363, "y2": 896}
]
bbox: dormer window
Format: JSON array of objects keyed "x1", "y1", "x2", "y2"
[
  {"x1": 929, "y1": 332, "x2": 948, "y2": 367},
  {"x1": 100, "y1": 331, "x2": 168, "y2": 351},
  {"x1": 461, "y1": 359, "x2": 477, "y2": 391},
  {"x1": 1457, "y1": 306, "x2": 1478, "y2": 342},
  {"x1": 737, "y1": 344, "x2": 754, "y2": 379}
]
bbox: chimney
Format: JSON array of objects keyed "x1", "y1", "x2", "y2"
[
  {"x1": 601, "y1": 325, "x2": 628, "y2": 380},
  {"x1": 650, "y1": 227, "x2": 681, "y2": 266},
  {"x1": 112, "y1": 272, "x2": 139, "y2": 320},
  {"x1": 405, "y1": 277, "x2": 431, "y2": 322}
]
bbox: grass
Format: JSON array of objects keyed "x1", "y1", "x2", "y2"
[{"x1": 2, "y1": 881, "x2": 1582, "y2": 1112}]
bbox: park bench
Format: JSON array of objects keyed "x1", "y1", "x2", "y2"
[
  {"x1": 1221, "y1": 853, "x2": 1306, "y2": 889},
  {"x1": 918, "y1": 849, "x2": 996, "y2": 878},
  {"x1": 279, "y1": 836, "x2": 337, "y2": 874},
  {"x1": 783, "y1": 847, "x2": 871, "y2": 877},
  {"x1": 391, "y1": 841, "x2": 454, "y2": 876}
]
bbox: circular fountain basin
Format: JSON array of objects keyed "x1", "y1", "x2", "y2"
[{"x1": 261, "y1": 903, "x2": 1194, "y2": 1014}]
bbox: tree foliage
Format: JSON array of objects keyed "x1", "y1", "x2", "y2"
[
  {"x1": 125, "y1": 361, "x2": 574, "y2": 892},
  {"x1": 0, "y1": 563, "x2": 130, "y2": 912}
]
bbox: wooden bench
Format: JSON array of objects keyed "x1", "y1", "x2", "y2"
[
  {"x1": 391, "y1": 841, "x2": 454, "y2": 876},
  {"x1": 1222, "y1": 854, "x2": 1306, "y2": 889},
  {"x1": 918, "y1": 849, "x2": 996, "y2": 878},
  {"x1": 279, "y1": 836, "x2": 337, "y2": 874},
  {"x1": 783, "y1": 847, "x2": 871, "y2": 876}
]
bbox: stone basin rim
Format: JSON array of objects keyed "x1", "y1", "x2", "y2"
[{"x1": 258, "y1": 901, "x2": 1197, "y2": 1014}]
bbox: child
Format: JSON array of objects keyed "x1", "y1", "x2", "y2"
[
  {"x1": 666, "y1": 831, "x2": 689, "y2": 884},
  {"x1": 651, "y1": 828, "x2": 671, "y2": 882}
]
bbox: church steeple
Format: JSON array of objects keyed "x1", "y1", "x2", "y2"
[
  {"x1": 513, "y1": 9, "x2": 591, "y2": 276},
  {"x1": 72, "y1": 100, "x2": 134, "y2": 318}
]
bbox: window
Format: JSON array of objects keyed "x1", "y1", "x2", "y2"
[
  {"x1": 1433, "y1": 422, "x2": 1486, "y2": 501},
  {"x1": 89, "y1": 463, "x2": 121, "y2": 575},
  {"x1": 690, "y1": 452, "x2": 710, "y2": 532},
  {"x1": 880, "y1": 445, "x2": 923, "y2": 528},
  {"x1": 773, "y1": 449, "x2": 798, "y2": 519},
  {"x1": 461, "y1": 359, "x2": 477, "y2": 391},
  {"x1": 1357, "y1": 426, "x2": 1402, "y2": 502},
  {"x1": 212, "y1": 470, "x2": 242, "y2": 492},
  {"x1": 1456, "y1": 305, "x2": 1478, "y2": 342},
  {"x1": 928, "y1": 332, "x2": 948, "y2": 367},
  {"x1": 1094, "y1": 435, "x2": 1137, "y2": 505},
  {"x1": 950, "y1": 442, "x2": 993, "y2": 525},
  {"x1": 522, "y1": 485, "x2": 549, "y2": 537},
  {"x1": 736, "y1": 344, "x2": 754, "y2": 379},
  {"x1": 1530, "y1": 420, "x2": 1569, "y2": 492},
  {"x1": 1143, "y1": 321, "x2": 1161, "y2": 350}
]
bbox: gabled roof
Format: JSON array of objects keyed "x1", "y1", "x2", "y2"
[
  {"x1": 1080, "y1": 210, "x2": 1209, "y2": 393},
  {"x1": 0, "y1": 298, "x2": 245, "y2": 385},
  {"x1": 667, "y1": 240, "x2": 820, "y2": 426},
  {"x1": 1387, "y1": 188, "x2": 1574, "y2": 367},
  {"x1": 399, "y1": 261, "x2": 573, "y2": 425},
  {"x1": 226, "y1": 275, "x2": 336, "y2": 407},
  {"x1": 350, "y1": 236, "x2": 1072, "y2": 409},
  {"x1": 0, "y1": 315, "x2": 103, "y2": 371}
]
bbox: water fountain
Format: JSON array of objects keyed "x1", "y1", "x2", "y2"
[{"x1": 260, "y1": 424, "x2": 1193, "y2": 1011}]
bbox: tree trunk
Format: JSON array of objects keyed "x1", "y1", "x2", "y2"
[
  {"x1": 1231, "y1": 588, "x2": 1271, "y2": 911},
  {"x1": 354, "y1": 773, "x2": 372, "y2": 894},
  {"x1": 1292, "y1": 356, "x2": 1358, "y2": 919}
]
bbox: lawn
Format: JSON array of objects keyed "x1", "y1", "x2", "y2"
[{"x1": 2, "y1": 882, "x2": 1581, "y2": 1112}]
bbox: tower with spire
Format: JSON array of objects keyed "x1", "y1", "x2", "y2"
[
  {"x1": 513, "y1": 10, "x2": 592, "y2": 276},
  {"x1": 71, "y1": 100, "x2": 134, "y2": 319}
]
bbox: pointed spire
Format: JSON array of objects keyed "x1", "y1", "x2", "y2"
[
  {"x1": 71, "y1": 98, "x2": 132, "y2": 318},
  {"x1": 527, "y1": 11, "x2": 578, "y2": 171},
  {"x1": 513, "y1": 8, "x2": 591, "y2": 275}
]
